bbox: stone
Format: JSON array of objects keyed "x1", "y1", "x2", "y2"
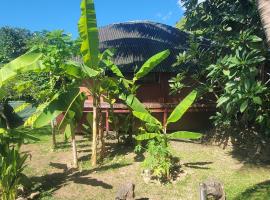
[
  {"x1": 199, "y1": 179, "x2": 226, "y2": 200},
  {"x1": 115, "y1": 182, "x2": 135, "y2": 200}
]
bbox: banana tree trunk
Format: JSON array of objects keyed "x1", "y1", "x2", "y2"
[
  {"x1": 98, "y1": 106, "x2": 105, "y2": 162},
  {"x1": 258, "y1": 0, "x2": 270, "y2": 46},
  {"x1": 71, "y1": 124, "x2": 78, "y2": 168},
  {"x1": 91, "y1": 94, "x2": 98, "y2": 166}
]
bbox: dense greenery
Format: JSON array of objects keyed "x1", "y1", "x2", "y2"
[
  {"x1": 175, "y1": 0, "x2": 270, "y2": 147},
  {"x1": 0, "y1": 27, "x2": 32, "y2": 64}
]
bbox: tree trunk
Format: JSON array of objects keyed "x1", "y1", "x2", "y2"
[
  {"x1": 51, "y1": 120, "x2": 56, "y2": 149},
  {"x1": 71, "y1": 124, "x2": 78, "y2": 168},
  {"x1": 258, "y1": 0, "x2": 270, "y2": 46},
  {"x1": 97, "y1": 106, "x2": 105, "y2": 162},
  {"x1": 91, "y1": 95, "x2": 98, "y2": 167}
]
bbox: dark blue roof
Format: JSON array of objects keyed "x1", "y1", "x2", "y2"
[{"x1": 98, "y1": 21, "x2": 191, "y2": 73}]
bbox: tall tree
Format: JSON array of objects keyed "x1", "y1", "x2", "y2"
[
  {"x1": 258, "y1": 0, "x2": 270, "y2": 46},
  {"x1": 0, "y1": 27, "x2": 32, "y2": 64}
]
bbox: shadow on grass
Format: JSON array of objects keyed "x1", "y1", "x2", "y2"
[
  {"x1": 204, "y1": 128, "x2": 270, "y2": 165},
  {"x1": 183, "y1": 161, "x2": 213, "y2": 170},
  {"x1": 234, "y1": 180, "x2": 270, "y2": 200},
  {"x1": 54, "y1": 139, "x2": 90, "y2": 151},
  {"x1": 230, "y1": 144, "x2": 270, "y2": 165},
  {"x1": 31, "y1": 162, "x2": 121, "y2": 195}
]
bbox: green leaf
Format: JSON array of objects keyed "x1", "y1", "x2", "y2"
[
  {"x1": 105, "y1": 60, "x2": 124, "y2": 78},
  {"x1": 0, "y1": 51, "x2": 43, "y2": 87},
  {"x1": 64, "y1": 123, "x2": 73, "y2": 139},
  {"x1": 58, "y1": 91, "x2": 86, "y2": 129},
  {"x1": 133, "y1": 111, "x2": 161, "y2": 126},
  {"x1": 63, "y1": 61, "x2": 83, "y2": 78},
  {"x1": 217, "y1": 96, "x2": 230, "y2": 107},
  {"x1": 168, "y1": 131, "x2": 202, "y2": 140},
  {"x1": 33, "y1": 88, "x2": 82, "y2": 128},
  {"x1": 81, "y1": 64, "x2": 100, "y2": 77},
  {"x1": 250, "y1": 35, "x2": 262, "y2": 42},
  {"x1": 166, "y1": 90, "x2": 197, "y2": 125},
  {"x1": 252, "y1": 97, "x2": 262, "y2": 105},
  {"x1": 0, "y1": 88, "x2": 7, "y2": 101},
  {"x1": 134, "y1": 50, "x2": 170, "y2": 81},
  {"x1": 145, "y1": 123, "x2": 161, "y2": 132},
  {"x1": 240, "y1": 100, "x2": 248, "y2": 113},
  {"x1": 78, "y1": 0, "x2": 99, "y2": 68},
  {"x1": 125, "y1": 94, "x2": 148, "y2": 113},
  {"x1": 135, "y1": 133, "x2": 159, "y2": 141},
  {"x1": 222, "y1": 69, "x2": 230, "y2": 76}
]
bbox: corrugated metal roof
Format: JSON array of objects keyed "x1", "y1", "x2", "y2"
[{"x1": 98, "y1": 21, "x2": 191, "y2": 73}]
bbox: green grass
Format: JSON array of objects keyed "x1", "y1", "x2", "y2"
[
  {"x1": 22, "y1": 131, "x2": 270, "y2": 200},
  {"x1": 170, "y1": 142, "x2": 270, "y2": 200}
]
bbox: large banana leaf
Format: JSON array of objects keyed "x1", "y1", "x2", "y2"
[
  {"x1": 62, "y1": 61, "x2": 84, "y2": 78},
  {"x1": 168, "y1": 131, "x2": 202, "y2": 140},
  {"x1": 134, "y1": 49, "x2": 170, "y2": 81},
  {"x1": 0, "y1": 51, "x2": 43, "y2": 87},
  {"x1": 81, "y1": 64, "x2": 100, "y2": 77},
  {"x1": 135, "y1": 132, "x2": 159, "y2": 141},
  {"x1": 124, "y1": 94, "x2": 148, "y2": 113},
  {"x1": 166, "y1": 90, "x2": 197, "y2": 125},
  {"x1": 103, "y1": 58, "x2": 124, "y2": 78},
  {"x1": 33, "y1": 88, "x2": 82, "y2": 128},
  {"x1": 78, "y1": 0, "x2": 99, "y2": 68},
  {"x1": 58, "y1": 92, "x2": 86, "y2": 130},
  {"x1": 133, "y1": 111, "x2": 161, "y2": 126}
]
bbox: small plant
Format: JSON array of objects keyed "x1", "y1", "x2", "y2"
[
  {"x1": 133, "y1": 90, "x2": 202, "y2": 181},
  {"x1": 142, "y1": 140, "x2": 173, "y2": 179}
]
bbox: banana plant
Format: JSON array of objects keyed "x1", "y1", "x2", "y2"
[
  {"x1": 32, "y1": 0, "x2": 109, "y2": 166},
  {"x1": 0, "y1": 127, "x2": 39, "y2": 200},
  {"x1": 130, "y1": 90, "x2": 201, "y2": 179},
  {"x1": 103, "y1": 49, "x2": 170, "y2": 141},
  {"x1": 133, "y1": 90, "x2": 202, "y2": 141}
]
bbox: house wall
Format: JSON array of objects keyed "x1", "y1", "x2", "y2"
[{"x1": 79, "y1": 72, "x2": 215, "y2": 132}]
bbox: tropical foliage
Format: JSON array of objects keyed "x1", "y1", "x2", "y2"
[
  {"x1": 0, "y1": 27, "x2": 32, "y2": 64},
  {"x1": 133, "y1": 90, "x2": 202, "y2": 180},
  {"x1": 175, "y1": 0, "x2": 270, "y2": 148}
]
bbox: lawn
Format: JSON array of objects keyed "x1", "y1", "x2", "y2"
[{"x1": 22, "y1": 129, "x2": 270, "y2": 200}]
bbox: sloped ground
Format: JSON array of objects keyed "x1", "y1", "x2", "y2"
[{"x1": 22, "y1": 132, "x2": 270, "y2": 200}]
